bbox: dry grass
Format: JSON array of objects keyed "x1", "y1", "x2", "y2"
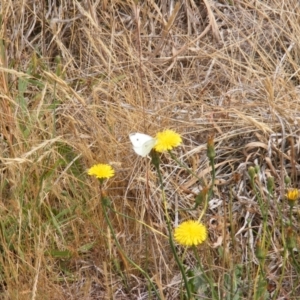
[{"x1": 1, "y1": 0, "x2": 300, "y2": 299}]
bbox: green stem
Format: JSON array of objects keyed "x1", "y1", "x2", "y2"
[
  {"x1": 289, "y1": 205, "x2": 293, "y2": 225},
  {"x1": 154, "y1": 162, "x2": 192, "y2": 299},
  {"x1": 251, "y1": 178, "x2": 268, "y2": 247},
  {"x1": 291, "y1": 250, "x2": 300, "y2": 272},
  {"x1": 101, "y1": 197, "x2": 161, "y2": 300},
  {"x1": 193, "y1": 246, "x2": 219, "y2": 299},
  {"x1": 272, "y1": 248, "x2": 288, "y2": 300},
  {"x1": 208, "y1": 157, "x2": 215, "y2": 200}
]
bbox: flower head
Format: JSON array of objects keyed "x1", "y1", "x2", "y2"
[
  {"x1": 154, "y1": 130, "x2": 182, "y2": 153},
  {"x1": 286, "y1": 188, "x2": 299, "y2": 201},
  {"x1": 174, "y1": 220, "x2": 207, "y2": 246},
  {"x1": 87, "y1": 164, "x2": 115, "y2": 179},
  {"x1": 207, "y1": 136, "x2": 216, "y2": 160}
]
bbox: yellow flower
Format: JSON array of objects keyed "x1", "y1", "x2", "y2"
[
  {"x1": 87, "y1": 164, "x2": 115, "y2": 179},
  {"x1": 286, "y1": 189, "x2": 299, "y2": 201},
  {"x1": 154, "y1": 130, "x2": 182, "y2": 152},
  {"x1": 174, "y1": 220, "x2": 207, "y2": 246}
]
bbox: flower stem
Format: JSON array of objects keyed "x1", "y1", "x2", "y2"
[
  {"x1": 100, "y1": 194, "x2": 161, "y2": 299},
  {"x1": 154, "y1": 160, "x2": 192, "y2": 299},
  {"x1": 193, "y1": 246, "x2": 219, "y2": 299}
]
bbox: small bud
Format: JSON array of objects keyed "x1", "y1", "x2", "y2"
[
  {"x1": 286, "y1": 227, "x2": 297, "y2": 251},
  {"x1": 207, "y1": 136, "x2": 216, "y2": 160},
  {"x1": 267, "y1": 176, "x2": 274, "y2": 194},
  {"x1": 195, "y1": 186, "x2": 209, "y2": 206},
  {"x1": 284, "y1": 175, "x2": 291, "y2": 186},
  {"x1": 248, "y1": 166, "x2": 256, "y2": 181},
  {"x1": 102, "y1": 196, "x2": 111, "y2": 207},
  {"x1": 254, "y1": 165, "x2": 260, "y2": 174},
  {"x1": 255, "y1": 241, "x2": 267, "y2": 261}
]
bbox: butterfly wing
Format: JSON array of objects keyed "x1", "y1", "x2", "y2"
[
  {"x1": 129, "y1": 133, "x2": 156, "y2": 157},
  {"x1": 129, "y1": 133, "x2": 151, "y2": 147},
  {"x1": 141, "y1": 139, "x2": 157, "y2": 157}
]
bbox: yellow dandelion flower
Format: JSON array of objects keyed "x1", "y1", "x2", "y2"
[
  {"x1": 174, "y1": 220, "x2": 207, "y2": 246},
  {"x1": 87, "y1": 164, "x2": 115, "y2": 179},
  {"x1": 286, "y1": 189, "x2": 299, "y2": 201},
  {"x1": 154, "y1": 130, "x2": 182, "y2": 153}
]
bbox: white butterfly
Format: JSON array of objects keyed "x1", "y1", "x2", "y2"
[{"x1": 129, "y1": 133, "x2": 157, "y2": 157}]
